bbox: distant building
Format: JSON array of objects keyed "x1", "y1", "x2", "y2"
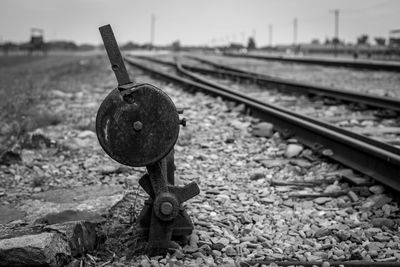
[
  {"x1": 29, "y1": 28, "x2": 46, "y2": 54},
  {"x1": 389, "y1": 29, "x2": 400, "y2": 47}
]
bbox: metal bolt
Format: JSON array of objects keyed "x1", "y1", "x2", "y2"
[
  {"x1": 133, "y1": 121, "x2": 143, "y2": 131},
  {"x1": 160, "y1": 201, "x2": 173, "y2": 215},
  {"x1": 180, "y1": 118, "x2": 187, "y2": 127}
]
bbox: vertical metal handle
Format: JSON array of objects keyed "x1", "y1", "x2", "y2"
[{"x1": 99, "y1": 24, "x2": 132, "y2": 86}]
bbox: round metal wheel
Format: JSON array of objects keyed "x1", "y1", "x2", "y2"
[{"x1": 96, "y1": 83, "x2": 180, "y2": 167}]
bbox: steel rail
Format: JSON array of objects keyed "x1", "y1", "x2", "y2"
[
  {"x1": 185, "y1": 55, "x2": 400, "y2": 113},
  {"x1": 173, "y1": 59, "x2": 399, "y2": 155},
  {"x1": 224, "y1": 52, "x2": 400, "y2": 72},
  {"x1": 124, "y1": 56, "x2": 400, "y2": 192},
  {"x1": 240, "y1": 260, "x2": 400, "y2": 267}
]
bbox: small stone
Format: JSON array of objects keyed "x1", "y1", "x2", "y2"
[
  {"x1": 212, "y1": 250, "x2": 221, "y2": 257},
  {"x1": 314, "y1": 197, "x2": 332, "y2": 205},
  {"x1": 321, "y1": 262, "x2": 330, "y2": 267},
  {"x1": 230, "y1": 120, "x2": 249, "y2": 131},
  {"x1": 335, "y1": 230, "x2": 351, "y2": 241},
  {"x1": 33, "y1": 187, "x2": 42, "y2": 193},
  {"x1": 124, "y1": 175, "x2": 139, "y2": 187},
  {"x1": 369, "y1": 250, "x2": 379, "y2": 257},
  {"x1": 51, "y1": 90, "x2": 73, "y2": 99},
  {"x1": 334, "y1": 249, "x2": 345, "y2": 257},
  {"x1": 284, "y1": 144, "x2": 303, "y2": 158},
  {"x1": 252, "y1": 122, "x2": 274, "y2": 137},
  {"x1": 369, "y1": 185, "x2": 385, "y2": 194},
  {"x1": 315, "y1": 228, "x2": 330, "y2": 238},
  {"x1": 203, "y1": 255, "x2": 215, "y2": 266},
  {"x1": 211, "y1": 242, "x2": 225, "y2": 251},
  {"x1": 77, "y1": 130, "x2": 96, "y2": 139},
  {"x1": 224, "y1": 246, "x2": 237, "y2": 257},
  {"x1": 189, "y1": 233, "x2": 199, "y2": 247},
  {"x1": 239, "y1": 236, "x2": 257, "y2": 242},
  {"x1": 362, "y1": 195, "x2": 392, "y2": 210},
  {"x1": 373, "y1": 233, "x2": 391, "y2": 242},
  {"x1": 289, "y1": 159, "x2": 312, "y2": 168},
  {"x1": 347, "y1": 191, "x2": 359, "y2": 202},
  {"x1": 365, "y1": 242, "x2": 383, "y2": 251},
  {"x1": 183, "y1": 245, "x2": 198, "y2": 253},
  {"x1": 224, "y1": 136, "x2": 235, "y2": 143},
  {"x1": 324, "y1": 183, "x2": 341, "y2": 193},
  {"x1": 217, "y1": 237, "x2": 230, "y2": 246},
  {"x1": 98, "y1": 165, "x2": 119, "y2": 175},
  {"x1": 192, "y1": 251, "x2": 203, "y2": 258},
  {"x1": 250, "y1": 172, "x2": 265, "y2": 181},
  {"x1": 232, "y1": 103, "x2": 246, "y2": 113},
  {"x1": 174, "y1": 250, "x2": 185, "y2": 259},
  {"x1": 371, "y1": 218, "x2": 397, "y2": 229},
  {"x1": 140, "y1": 259, "x2": 151, "y2": 267},
  {"x1": 382, "y1": 204, "x2": 392, "y2": 216},
  {"x1": 199, "y1": 244, "x2": 212, "y2": 255},
  {"x1": 322, "y1": 149, "x2": 334, "y2": 156},
  {"x1": 205, "y1": 189, "x2": 220, "y2": 195}
]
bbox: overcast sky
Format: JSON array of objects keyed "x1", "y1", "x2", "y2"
[{"x1": 0, "y1": 0, "x2": 399, "y2": 46}]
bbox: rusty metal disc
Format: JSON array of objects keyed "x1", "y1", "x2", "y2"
[{"x1": 96, "y1": 83, "x2": 179, "y2": 167}]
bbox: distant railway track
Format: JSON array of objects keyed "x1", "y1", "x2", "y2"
[
  {"x1": 135, "y1": 55, "x2": 400, "y2": 114},
  {"x1": 125, "y1": 55, "x2": 400, "y2": 193},
  {"x1": 223, "y1": 52, "x2": 400, "y2": 72},
  {"x1": 186, "y1": 55, "x2": 400, "y2": 114}
]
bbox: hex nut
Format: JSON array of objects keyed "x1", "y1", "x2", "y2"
[
  {"x1": 133, "y1": 121, "x2": 143, "y2": 131},
  {"x1": 160, "y1": 201, "x2": 174, "y2": 215}
]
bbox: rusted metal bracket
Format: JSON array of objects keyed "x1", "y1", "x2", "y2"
[{"x1": 97, "y1": 24, "x2": 199, "y2": 255}]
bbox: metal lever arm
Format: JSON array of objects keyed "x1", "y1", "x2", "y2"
[
  {"x1": 139, "y1": 173, "x2": 200, "y2": 202},
  {"x1": 99, "y1": 24, "x2": 132, "y2": 87}
]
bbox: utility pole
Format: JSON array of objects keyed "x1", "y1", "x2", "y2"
[
  {"x1": 334, "y1": 9, "x2": 339, "y2": 41},
  {"x1": 330, "y1": 9, "x2": 340, "y2": 56},
  {"x1": 268, "y1": 24, "x2": 273, "y2": 48},
  {"x1": 150, "y1": 14, "x2": 156, "y2": 50},
  {"x1": 293, "y1": 18, "x2": 298, "y2": 45}
]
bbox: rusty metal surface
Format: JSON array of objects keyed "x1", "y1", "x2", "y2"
[
  {"x1": 99, "y1": 24, "x2": 131, "y2": 86},
  {"x1": 96, "y1": 83, "x2": 180, "y2": 167},
  {"x1": 137, "y1": 160, "x2": 200, "y2": 255}
]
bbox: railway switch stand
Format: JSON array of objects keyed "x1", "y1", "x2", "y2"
[{"x1": 97, "y1": 25, "x2": 200, "y2": 255}]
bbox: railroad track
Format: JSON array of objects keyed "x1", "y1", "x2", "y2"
[
  {"x1": 125, "y1": 55, "x2": 400, "y2": 194},
  {"x1": 185, "y1": 55, "x2": 400, "y2": 114},
  {"x1": 134, "y1": 55, "x2": 400, "y2": 114},
  {"x1": 133, "y1": 55, "x2": 400, "y2": 147},
  {"x1": 223, "y1": 52, "x2": 400, "y2": 72}
]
